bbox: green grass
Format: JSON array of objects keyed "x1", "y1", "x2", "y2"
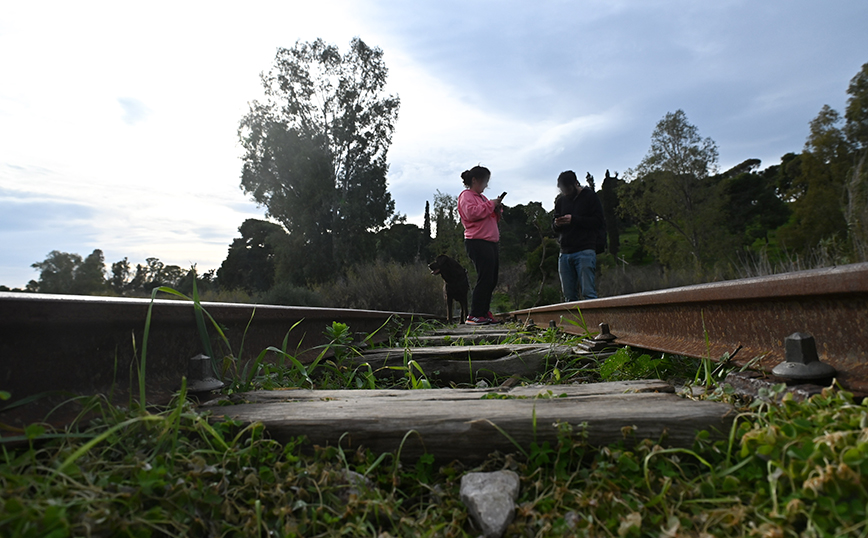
[{"x1": 3, "y1": 384, "x2": 868, "y2": 537}]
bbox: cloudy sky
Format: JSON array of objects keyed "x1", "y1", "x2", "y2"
[{"x1": 1, "y1": 0, "x2": 866, "y2": 287}]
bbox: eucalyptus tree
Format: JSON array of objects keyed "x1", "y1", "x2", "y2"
[{"x1": 238, "y1": 38, "x2": 400, "y2": 283}]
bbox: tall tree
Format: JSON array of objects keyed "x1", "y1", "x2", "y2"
[
  {"x1": 499, "y1": 204, "x2": 543, "y2": 264},
  {"x1": 775, "y1": 64, "x2": 868, "y2": 259},
  {"x1": 109, "y1": 257, "x2": 131, "y2": 294},
  {"x1": 718, "y1": 161, "x2": 790, "y2": 247},
  {"x1": 621, "y1": 110, "x2": 723, "y2": 266},
  {"x1": 238, "y1": 38, "x2": 400, "y2": 282},
  {"x1": 777, "y1": 105, "x2": 851, "y2": 251},
  {"x1": 848, "y1": 149, "x2": 868, "y2": 259},
  {"x1": 600, "y1": 170, "x2": 622, "y2": 259},
  {"x1": 218, "y1": 219, "x2": 286, "y2": 293},
  {"x1": 76, "y1": 249, "x2": 107, "y2": 295},
  {"x1": 375, "y1": 223, "x2": 423, "y2": 264},
  {"x1": 631, "y1": 109, "x2": 719, "y2": 180},
  {"x1": 175, "y1": 266, "x2": 216, "y2": 296},
  {"x1": 845, "y1": 63, "x2": 868, "y2": 258},
  {"x1": 125, "y1": 257, "x2": 186, "y2": 293},
  {"x1": 31, "y1": 251, "x2": 81, "y2": 294},
  {"x1": 845, "y1": 62, "x2": 868, "y2": 149},
  {"x1": 422, "y1": 201, "x2": 432, "y2": 252},
  {"x1": 30, "y1": 249, "x2": 106, "y2": 295},
  {"x1": 427, "y1": 191, "x2": 465, "y2": 263},
  {"x1": 772, "y1": 153, "x2": 803, "y2": 202}
]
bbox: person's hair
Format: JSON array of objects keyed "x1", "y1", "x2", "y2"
[
  {"x1": 557, "y1": 170, "x2": 579, "y2": 188},
  {"x1": 461, "y1": 165, "x2": 491, "y2": 187}
]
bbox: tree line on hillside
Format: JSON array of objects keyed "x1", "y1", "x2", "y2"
[
  {"x1": 1, "y1": 251, "x2": 216, "y2": 297},
  {"x1": 5, "y1": 41, "x2": 867, "y2": 312},
  {"x1": 617, "y1": 62, "x2": 868, "y2": 273}
]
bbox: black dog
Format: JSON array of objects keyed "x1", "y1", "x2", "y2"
[{"x1": 428, "y1": 254, "x2": 470, "y2": 324}]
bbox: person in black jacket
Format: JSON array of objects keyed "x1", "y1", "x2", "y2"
[{"x1": 552, "y1": 170, "x2": 604, "y2": 301}]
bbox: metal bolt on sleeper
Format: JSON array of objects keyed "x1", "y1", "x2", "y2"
[
  {"x1": 187, "y1": 353, "x2": 225, "y2": 394},
  {"x1": 578, "y1": 323, "x2": 619, "y2": 353},
  {"x1": 593, "y1": 323, "x2": 617, "y2": 343},
  {"x1": 771, "y1": 332, "x2": 836, "y2": 384}
]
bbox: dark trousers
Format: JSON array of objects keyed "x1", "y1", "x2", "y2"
[{"x1": 465, "y1": 239, "x2": 499, "y2": 317}]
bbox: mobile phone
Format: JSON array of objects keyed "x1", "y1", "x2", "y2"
[{"x1": 500, "y1": 192, "x2": 507, "y2": 199}]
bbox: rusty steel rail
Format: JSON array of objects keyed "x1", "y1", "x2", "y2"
[
  {"x1": 0, "y1": 292, "x2": 436, "y2": 407},
  {"x1": 510, "y1": 263, "x2": 868, "y2": 392}
]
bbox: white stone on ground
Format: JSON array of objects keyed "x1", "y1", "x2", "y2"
[{"x1": 460, "y1": 470, "x2": 520, "y2": 538}]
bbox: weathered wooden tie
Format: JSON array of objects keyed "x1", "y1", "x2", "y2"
[
  {"x1": 406, "y1": 324, "x2": 519, "y2": 346},
  {"x1": 209, "y1": 380, "x2": 733, "y2": 463},
  {"x1": 351, "y1": 343, "x2": 576, "y2": 384}
]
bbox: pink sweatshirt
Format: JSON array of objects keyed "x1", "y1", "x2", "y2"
[{"x1": 458, "y1": 189, "x2": 501, "y2": 242}]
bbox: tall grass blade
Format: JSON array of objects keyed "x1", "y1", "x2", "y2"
[
  {"x1": 56, "y1": 415, "x2": 164, "y2": 474},
  {"x1": 236, "y1": 307, "x2": 257, "y2": 364},
  {"x1": 642, "y1": 447, "x2": 714, "y2": 492},
  {"x1": 190, "y1": 271, "x2": 216, "y2": 368},
  {"x1": 362, "y1": 315, "x2": 394, "y2": 346},
  {"x1": 164, "y1": 376, "x2": 188, "y2": 455},
  {"x1": 480, "y1": 418, "x2": 529, "y2": 459},
  {"x1": 152, "y1": 285, "x2": 234, "y2": 360},
  {"x1": 138, "y1": 288, "x2": 162, "y2": 410}
]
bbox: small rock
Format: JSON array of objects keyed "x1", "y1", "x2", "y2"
[
  {"x1": 460, "y1": 470, "x2": 520, "y2": 538},
  {"x1": 338, "y1": 469, "x2": 374, "y2": 502},
  {"x1": 564, "y1": 511, "x2": 580, "y2": 529}
]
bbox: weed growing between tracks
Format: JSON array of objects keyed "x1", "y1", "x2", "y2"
[
  {"x1": 3, "y1": 384, "x2": 868, "y2": 536},
  {"x1": 0, "y1": 391, "x2": 474, "y2": 537},
  {"x1": 507, "y1": 385, "x2": 868, "y2": 537}
]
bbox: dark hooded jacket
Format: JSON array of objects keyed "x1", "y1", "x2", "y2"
[{"x1": 552, "y1": 186, "x2": 604, "y2": 254}]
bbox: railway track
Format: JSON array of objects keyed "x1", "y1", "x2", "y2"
[
  {"x1": 2, "y1": 262, "x2": 867, "y2": 409},
  {"x1": 511, "y1": 262, "x2": 868, "y2": 392},
  {"x1": 0, "y1": 293, "x2": 432, "y2": 406}
]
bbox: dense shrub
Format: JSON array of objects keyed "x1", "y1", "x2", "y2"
[
  {"x1": 259, "y1": 281, "x2": 324, "y2": 307},
  {"x1": 317, "y1": 261, "x2": 443, "y2": 314},
  {"x1": 198, "y1": 288, "x2": 256, "y2": 304}
]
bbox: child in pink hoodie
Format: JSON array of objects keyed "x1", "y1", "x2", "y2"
[{"x1": 457, "y1": 165, "x2": 505, "y2": 325}]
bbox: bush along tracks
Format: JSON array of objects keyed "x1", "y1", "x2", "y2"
[{"x1": 2, "y1": 291, "x2": 868, "y2": 537}]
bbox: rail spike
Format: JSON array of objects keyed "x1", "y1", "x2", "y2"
[
  {"x1": 771, "y1": 333, "x2": 836, "y2": 384},
  {"x1": 187, "y1": 354, "x2": 225, "y2": 395},
  {"x1": 578, "y1": 323, "x2": 619, "y2": 353}
]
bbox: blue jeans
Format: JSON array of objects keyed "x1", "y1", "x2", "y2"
[{"x1": 558, "y1": 249, "x2": 597, "y2": 301}]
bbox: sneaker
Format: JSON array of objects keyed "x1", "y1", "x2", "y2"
[
  {"x1": 465, "y1": 315, "x2": 490, "y2": 325},
  {"x1": 485, "y1": 311, "x2": 502, "y2": 324}
]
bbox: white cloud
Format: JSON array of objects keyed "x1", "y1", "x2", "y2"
[{"x1": 117, "y1": 98, "x2": 151, "y2": 125}]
